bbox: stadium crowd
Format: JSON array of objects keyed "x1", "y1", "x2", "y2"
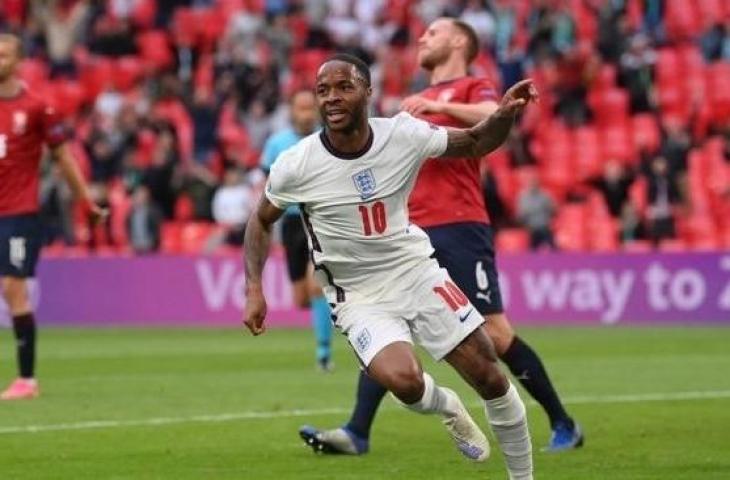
[{"x1": 1, "y1": 0, "x2": 729, "y2": 254}]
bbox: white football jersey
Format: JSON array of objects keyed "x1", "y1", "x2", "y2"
[{"x1": 265, "y1": 112, "x2": 448, "y2": 304}]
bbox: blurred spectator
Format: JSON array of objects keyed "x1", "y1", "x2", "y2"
[
  {"x1": 517, "y1": 175, "x2": 556, "y2": 250},
  {"x1": 126, "y1": 185, "x2": 163, "y2": 253},
  {"x1": 40, "y1": 164, "x2": 75, "y2": 245},
  {"x1": 32, "y1": 0, "x2": 90, "y2": 77},
  {"x1": 143, "y1": 125, "x2": 179, "y2": 219},
  {"x1": 190, "y1": 88, "x2": 220, "y2": 164},
  {"x1": 482, "y1": 168, "x2": 508, "y2": 229},
  {"x1": 554, "y1": 45, "x2": 597, "y2": 126},
  {"x1": 5, "y1": 0, "x2": 727, "y2": 254},
  {"x1": 594, "y1": 0, "x2": 629, "y2": 63},
  {"x1": 590, "y1": 160, "x2": 635, "y2": 218},
  {"x1": 701, "y1": 22, "x2": 730, "y2": 62},
  {"x1": 86, "y1": 183, "x2": 114, "y2": 250},
  {"x1": 659, "y1": 117, "x2": 692, "y2": 174},
  {"x1": 645, "y1": 156, "x2": 681, "y2": 243},
  {"x1": 210, "y1": 168, "x2": 261, "y2": 247},
  {"x1": 460, "y1": 0, "x2": 496, "y2": 47},
  {"x1": 620, "y1": 201, "x2": 645, "y2": 243},
  {"x1": 618, "y1": 33, "x2": 656, "y2": 113}
]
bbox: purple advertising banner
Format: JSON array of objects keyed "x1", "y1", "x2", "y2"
[{"x1": 1, "y1": 252, "x2": 729, "y2": 326}]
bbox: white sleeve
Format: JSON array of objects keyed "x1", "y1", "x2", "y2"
[
  {"x1": 397, "y1": 112, "x2": 448, "y2": 159},
  {"x1": 264, "y1": 150, "x2": 300, "y2": 209}
]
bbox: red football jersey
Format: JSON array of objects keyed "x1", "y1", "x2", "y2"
[
  {"x1": 0, "y1": 87, "x2": 67, "y2": 216},
  {"x1": 408, "y1": 76, "x2": 499, "y2": 227}
]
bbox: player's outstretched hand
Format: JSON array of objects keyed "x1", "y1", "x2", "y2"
[
  {"x1": 401, "y1": 95, "x2": 441, "y2": 117},
  {"x1": 244, "y1": 288, "x2": 267, "y2": 336},
  {"x1": 500, "y1": 79, "x2": 538, "y2": 116}
]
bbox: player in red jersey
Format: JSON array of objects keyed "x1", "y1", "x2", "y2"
[
  {"x1": 300, "y1": 18, "x2": 582, "y2": 453},
  {"x1": 0, "y1": 33, "x2": 105, "y2": 400}
]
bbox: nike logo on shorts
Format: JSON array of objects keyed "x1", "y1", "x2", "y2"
[{"x1": 458, "y1": 308, "x2": 474, "y2": 323}]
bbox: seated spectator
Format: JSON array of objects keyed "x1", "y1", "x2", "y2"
[
  {"x1": 517, "y1": 174, "x2": 556, "y2": 250},
  {"x1": 32, "y1": 0, "x2": 90, "y2": 77},
  {"x1": 126, "y1": 185, "x2": 163, "y2": 254},
  {"x1": 618, "y1": 33, "x2": 656, "y2": 113},
  {"x1": 210, "y1": 168, "x2": 261, "y2": 247},
  {"x1": 620, "y1": 202, "x2": 646, "y2": 243},
  {"x1": 645, "y1": 156, "x2": 681, "y2": 243},
  {"x1": 590, "y1": 160, "x2": 635, "y2": 218}
]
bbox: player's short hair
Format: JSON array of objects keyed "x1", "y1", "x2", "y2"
[
  {"x1": 323, "y1": 53, "x2": 371, "y2": 86},
  {"x1": 450, "y1": 19, "x2": 479, "y2": 64},
  {"x1": 0, "y1": 32, "x2": 22, "y2": 58}
]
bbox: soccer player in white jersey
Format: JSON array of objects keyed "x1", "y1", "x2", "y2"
[{"x1": 243, "y1": 54, "x2": 537, "y2": 479}]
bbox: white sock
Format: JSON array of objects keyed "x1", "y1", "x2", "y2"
[
  {"x1": 397, "y1": 372, "x2": 459, "y2": 417},
  {"x1": 484, "y1": 383, "x2": 533, "y2": 480}
]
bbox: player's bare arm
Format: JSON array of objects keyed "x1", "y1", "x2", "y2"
[
  {"x1": 401, "y1": 96, "x2": 498, "y2": 126},
  {"x1": 439, "y1": 79, "x2": 538, "y2": 159},
  {"x1": 50, "y1": 143, "x2": 108, "y2": 222},
  {"x1": 243, "y1": 195, "x2": 285, "y2": 336}
]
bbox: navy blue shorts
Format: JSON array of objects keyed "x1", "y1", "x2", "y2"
[
  {"x1": 424, "y1": 222, "x2": 504, "y2": 316},
  {"x1": 0, "y1": 214, "x2": 43, "y2": 278}
]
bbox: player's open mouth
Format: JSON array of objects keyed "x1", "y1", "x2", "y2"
[{"x1": 326, "y1": 110, "x2": 347, "y2": 123}]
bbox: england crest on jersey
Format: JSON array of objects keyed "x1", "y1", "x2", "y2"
[{"x1": 352, "y1": 168, "x2": 377, "y2": 200}]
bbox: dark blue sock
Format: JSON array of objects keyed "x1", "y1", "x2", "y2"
[{"x1": 345, "y1": 370, "x2": 387, "y2": 440}]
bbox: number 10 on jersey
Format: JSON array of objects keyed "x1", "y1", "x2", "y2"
[{"x1": 358, "y1": 201, "x2": 387, "y2": 236}]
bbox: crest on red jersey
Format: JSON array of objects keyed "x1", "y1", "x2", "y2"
[
  {"x1": 12, "y1": 111, "x2": 27, "y2": 135},
  {"x1": 437, "y1": 88, "x2": 455, "y2": 103}
]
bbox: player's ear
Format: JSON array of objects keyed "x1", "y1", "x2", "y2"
[{"x1": 366, "y1": 85, "x2": 373, "y2": 98}]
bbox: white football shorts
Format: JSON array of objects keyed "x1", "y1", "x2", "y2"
[{"x1": 333, "y1": 259, "x2": 485, "y2": 366}]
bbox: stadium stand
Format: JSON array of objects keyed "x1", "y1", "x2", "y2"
[{"x1": 1, "y1": 0, "x2": 728, "y2": 254}]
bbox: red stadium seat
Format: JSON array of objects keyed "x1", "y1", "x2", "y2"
[
  {"x1": 589, "y1": 217, "x2": 620, "y2": 252},
  {"x1": 590, "y1": 88, "x2": 630, "y2": 127},
  {"x1": 600, "y1": 125, "x2": 635, "y2": 164},
  {"x1": 706, "y1": 63, "x2": 730, "y2": 125},
  {"x1": 172, "y1": 7, "x2": 198, "y2": 47},
  {"x1": 113, "y1": 56, "x2": 145, "y2": 92},
  {"x1": 136, "y1": 31, "x2": 174, "y2": 71},
  {"x1": 684, "y1": 215, "x2": 720, "y2": 250},
  {"x1": 495, "y1": 228, "x2": 530, "y2": 253},
  {"x1": 180, "y1": 222, "x2": 219, "y2": 253},
  {"x1": 697, "y1": 0, "x2": 724, "y2": 19},
  {"x1": 632, "y1": 114, "x2": 661, "y2": 154},
  {"x1": 622, "y1": 240, "x2": 653, "y2": 253},
  {"x1": 79, "y1": 58, "x2": 115, "y2": 101},
  {"x1": 553, "y1": 203, "x2": 589, "y2": 251},
  {"x1": 592, "y1": 63, "x2": 617, "y2": 93},
  {"x1": 572, "y1": 126, "x2": 601, "y2": 181},
  {"x1": 161, "y1": 222, "x2": 183, "y2": 253},
  {"x1": 658, "y1": 238, "x2": 688, "y2": 252},
  {"x1": 664, "y1": 0, "x2": 701, "y2": 40},
  {"x1": 48, "y1": 79, "x2": 85, "y2": 117},
  {"x1": 655, "y1": 48, "x2": 680, "y2": 86},
  {"x1": 722, "y1": 226, "x2": 730, "y2": 249}
]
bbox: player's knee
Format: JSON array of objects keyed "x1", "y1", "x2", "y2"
[
  {"x1": 485, "y1": 314, "x2": 516, "y2": 356},
  {"x1": 386, "y1": 367, "x2": 425, "y2": 404},
  {"x1": 473, "y1": 362, "x2": 509, "y2": 400}
]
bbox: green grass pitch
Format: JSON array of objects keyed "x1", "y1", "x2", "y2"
[{"x1": 0, "y1": 326, "x2": 728, "y2": 479}]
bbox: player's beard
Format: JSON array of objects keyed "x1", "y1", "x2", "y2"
[{"x1": 418, "y1": 46, "x2": 449, "y2": 71}]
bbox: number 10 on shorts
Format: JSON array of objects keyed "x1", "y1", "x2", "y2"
[{"x1": 433, "y1": 280, "x2": 469, "y2": 311}]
